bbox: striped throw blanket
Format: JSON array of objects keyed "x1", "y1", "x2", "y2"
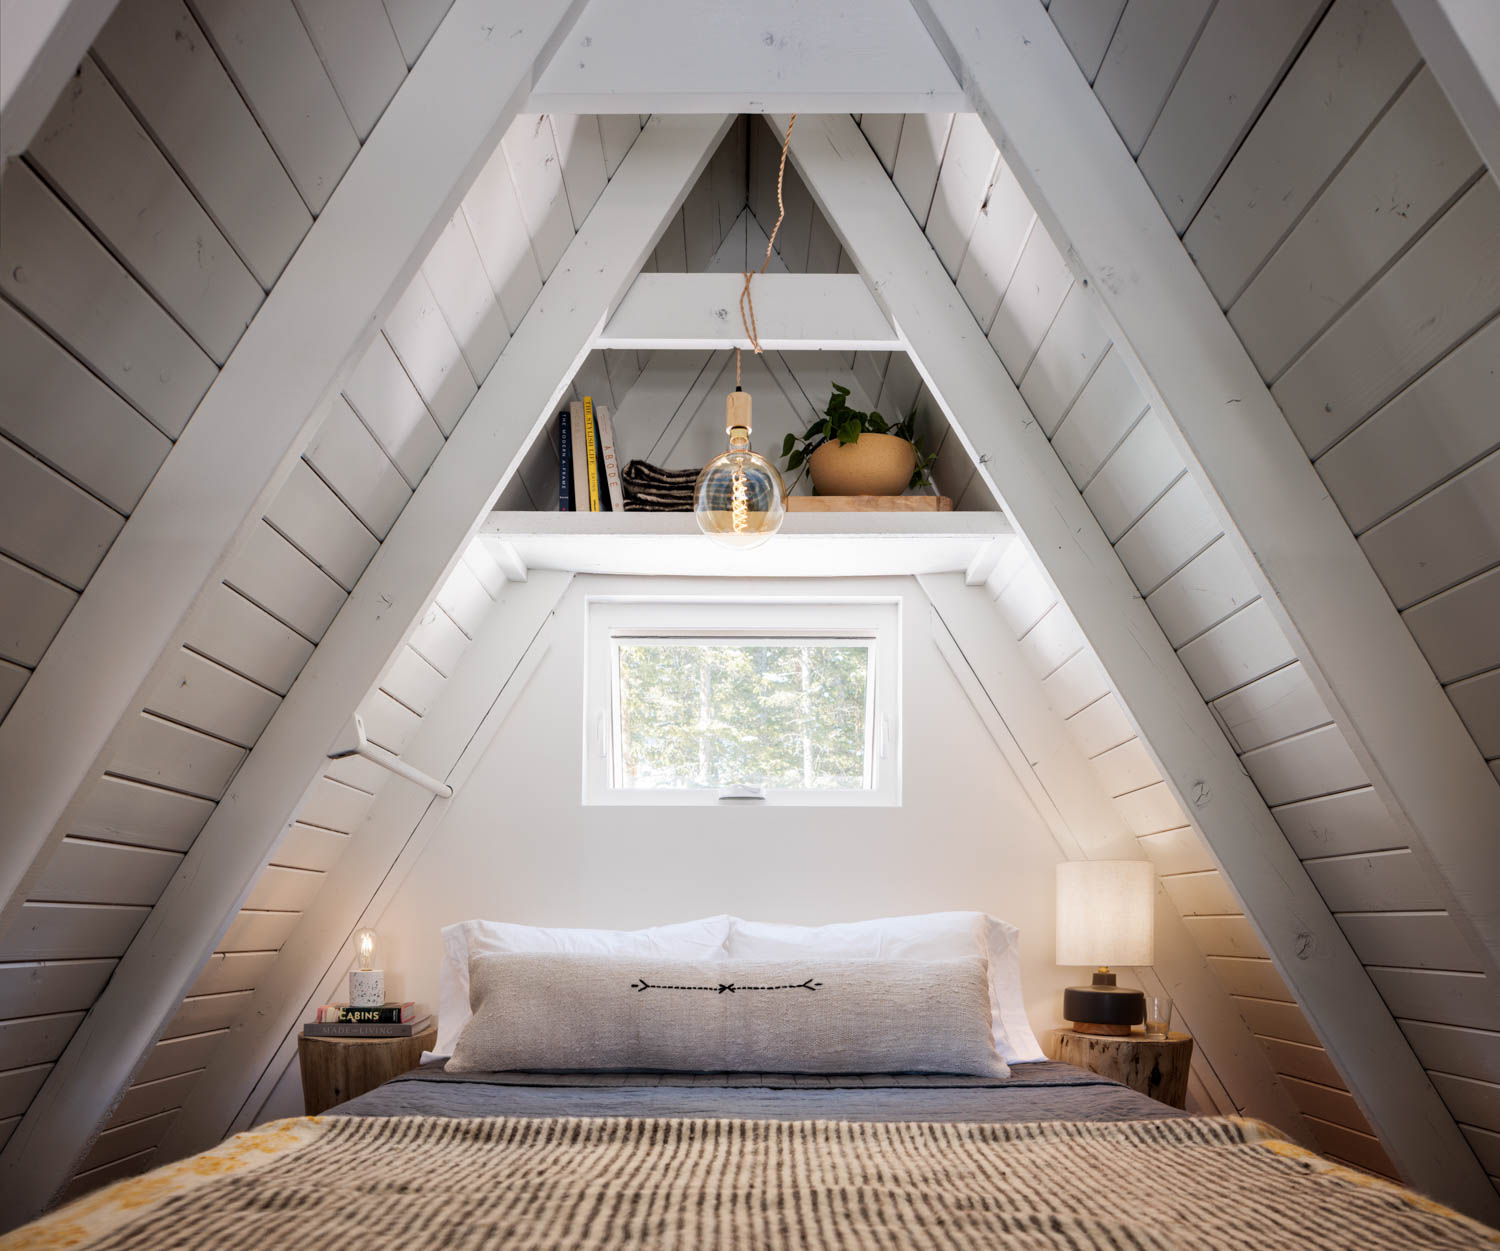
[
  {"x1": 10, "y1": 1115, "x2": 1497, "y2": 1249},
  {"x1": 620, "y1": 460, "x2": 699, "y2": 511}
]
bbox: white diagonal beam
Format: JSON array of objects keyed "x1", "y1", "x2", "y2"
[
  {"x1": 0, "y1": 0, "x2": 586, "y2": 931},
  {"x1": 921, "y1": 572, "x2": 1313, "y2": 1140},
  {"x1": 774, "y1": 110, "x2": 1500, "y2": 1220},
  {"x1": 0, "y1": 112, "x2": 731, "y2": 1222},
  {"x1": 0, "y1": 0, "x2": 120, "y2": 161},
  {"x1": 158, "y1": 570, "x2": 572, "y2": 1160},
  {"x1": 912, "y1": 0, "x2": 1500, "y2": 980},
  {"x1": 597, "y1": 273, "x2": 901, "y2": 351},
  {"x1": 526, "y1": 0, "x2": 964, "y2": 115},
  {"x1": 1395, "y1": 0, "x2": 1500, "y2": 178}
]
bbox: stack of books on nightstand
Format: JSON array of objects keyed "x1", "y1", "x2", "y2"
[{"x1": 303, "y1": 1001, "x2": 432, "y2": 1038}]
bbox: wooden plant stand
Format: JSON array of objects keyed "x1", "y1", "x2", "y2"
[{"x1": 786, "y1": 495, "x2": 953, "y2": 511}]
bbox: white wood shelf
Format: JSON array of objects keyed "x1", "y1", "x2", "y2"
[
  {"x1": 481, "y1": 509, "x2": 1012, "y2": 579},
  {"x1": 485, "y1": 509, "x2": 1008, "y2": 536}
]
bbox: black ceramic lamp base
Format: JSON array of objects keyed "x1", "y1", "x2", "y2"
[{"x1": 1063, "y1": 969, "x2": 1144, "y2": 1036}]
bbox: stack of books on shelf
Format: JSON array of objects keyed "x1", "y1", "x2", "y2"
[
  {"x1": 557, "y1": 396, "x2": 622, "y2": 511},
  {"x1": 303, "y1": 1001, "x2": 431, "y2": 1038}
]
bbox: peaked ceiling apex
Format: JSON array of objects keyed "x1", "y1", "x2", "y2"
[{"x1": 530, "y1": 0, "x2": 965, "y2": 113}]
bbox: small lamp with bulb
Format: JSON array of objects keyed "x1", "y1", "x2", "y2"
[
  {"x1": 1055, "y1": 860, "x2": 1155, "y2": 1035},
  {"x1": 349, "y1": 927, "x2": 384, "y2": 1008}
]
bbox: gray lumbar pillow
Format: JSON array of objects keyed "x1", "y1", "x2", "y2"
[{"x1": 446, "y1": 953, "x2": 1009, "y2": 1077}]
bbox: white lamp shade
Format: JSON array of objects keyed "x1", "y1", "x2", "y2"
[{"x1": 1056, "y1": 860, "x2": 1155, "y2": 968}]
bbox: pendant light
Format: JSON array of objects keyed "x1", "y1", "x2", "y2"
[
  {"x1": 694, "y1": 385, "x2": 787, "y2": 549},
  {"x1": 695, "y1": 116, "x2": 797, "y2": 549}
]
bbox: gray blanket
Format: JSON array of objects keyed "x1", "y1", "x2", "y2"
[{"x1": 328, "y1": 1060, "x2": 1180, "y2": 1123}]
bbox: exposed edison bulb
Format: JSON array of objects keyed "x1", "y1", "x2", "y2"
[
  {"x1": 353, "y1": 927, "x2": 378, "y2": 972},
  {"x1": 694, "y1": 389, "x2": 786, "y2": 549}
]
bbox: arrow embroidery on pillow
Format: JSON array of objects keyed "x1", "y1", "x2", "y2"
[{"x1": 631, "y1": 978, "x2": 822, "y2": 993}]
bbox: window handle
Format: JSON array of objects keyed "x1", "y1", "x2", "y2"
[
  {"x1": 878, "y1": 715, "x2": 891, "y2": 759},
  {"x1": 597, "y1": 711, "x2": 609, "y2": 758}
]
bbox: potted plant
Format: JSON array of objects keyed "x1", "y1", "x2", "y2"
[{"x1": 780, "y1": 383, "x2": 937, "y2": 496}]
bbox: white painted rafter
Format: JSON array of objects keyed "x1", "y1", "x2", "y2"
[
  {"x1": 921, "y1": 572, "x2": 1311, "y2": 1138},
  {"x1": 0, "y1": 0, "x2": 120, "y2": 161},
  {"x1": 0, "y1": 0, "x2": 588, "y2": 942},
  {"x1": 909, "y1": 1, "x2": 1500, "y2": 982},
  {"x1": 1395, "y1": 0, "x2": 1500, "y2": 178},
  {"x1": 528, "y1": 0, "x2": 964, "y2": 115},
  {"x1": 597, "y1": 273, "x2": 901, "y2": 352},
  {"x1": 158, "y1": 571, "x2": 574, "y2": 1158},
  {"x1": 771, "y1": 108, "x2": 1500, "y2": 1220},
  {"x1": 0, "y1": 112, "x2": 729, "y2": 1238}
]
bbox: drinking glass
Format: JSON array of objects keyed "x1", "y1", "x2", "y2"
[{"x1": 1145, "y1": 994, "x2": 1173, "y2": 1039}]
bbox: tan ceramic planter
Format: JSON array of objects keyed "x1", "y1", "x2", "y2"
[{"x1": 808, "y1": 433, "x2": 917, "y2": 497}]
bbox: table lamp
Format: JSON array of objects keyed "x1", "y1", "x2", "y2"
[
  {"x1": 1056, "y1": 860, "x2": 1155, "y2": 1035},
  {"x1": 349, "y1": 927, "x2": 384, "y2": 1008}
]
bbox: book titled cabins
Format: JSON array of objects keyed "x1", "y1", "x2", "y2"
[
  {"x1": 314, "y1": 1001, "x2": 418, "y2": 1024},
  {"x1": 558, "y1": 398, "x2": 621, "y2": 511}
]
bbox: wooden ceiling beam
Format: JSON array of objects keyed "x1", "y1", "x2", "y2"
[
  {"x1": 772, "y1": 107, "x2": 1499, "y2": 1220},
  {"x1": 911, "y1": 0, "x2": 1500, "y2": 998},
  {"x1": 0, "y1": 0, "x2": 586, "y2": 943},
  {"x1": 0, "y1": 112, "x2": 729, "y2": 1223},
  {"x1": 0, "y1": 0, "x2": 120, "y2": 161},
  {"x1": 1394, "y1": 0, "x2": 1500, "y2": 178},
  {"x1": 526, "y1": 0, "x2": 964, "y2": 115},
  {"x1": 920, "y1": 571, "x2": 1312, "y2": 1140},
  {"x1": 0, "y1": 0, "x2": 642, "y2": 1219},
  {"x1": 597, "y1": 273, "x2": 902, "y2": 352},
  {"x1": 157, "y1": 570, "x2": 574, "y2": 1159}
]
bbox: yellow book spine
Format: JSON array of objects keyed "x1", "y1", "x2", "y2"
[{"x1": 583, "y1": 395, "x2": 601, "y2": 511}]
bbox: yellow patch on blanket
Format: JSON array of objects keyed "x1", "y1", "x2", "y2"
[
  {"x1": 0, "y1": 1118, "x2": 325, "y2": 1250},
  {"x1": 1232, "y1": 1117, "x2": 1500, "y2": 1244}
]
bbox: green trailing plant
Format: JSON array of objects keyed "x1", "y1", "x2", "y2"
[{"x1": 779, "y1": 383, "x2": 938, "y2": 491}]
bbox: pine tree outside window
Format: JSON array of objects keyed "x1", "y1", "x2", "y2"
[{"x1": 584, "y1": 600, "x2": 900, "y2": 806}]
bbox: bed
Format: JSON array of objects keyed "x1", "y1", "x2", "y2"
[
  {"x1": 326, "y1": 1057, "x2": 1178, "y2": 1123},
  {"x1": 9, "y1": 916, "x2": 1498, "y2": 1248}
]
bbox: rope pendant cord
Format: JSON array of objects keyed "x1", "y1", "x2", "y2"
[{"x1": 736, "y1": 114, "x2": 797, "y2": 386}]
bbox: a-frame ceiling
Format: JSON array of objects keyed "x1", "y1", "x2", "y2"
[{"x1": 0, "y1": 0, "x2": 1498, "y2": 1226}]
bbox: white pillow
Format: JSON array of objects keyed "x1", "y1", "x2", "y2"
[
  {"x1": 435, "y1": 916, "x2": 731, "y2": 1054},
  {"x1": 448, "y1": 953, "x2": 1008, "y2": 1077},
  {"x1": 725, "y1": 912, "x2": 1045, "y2": 1064}
]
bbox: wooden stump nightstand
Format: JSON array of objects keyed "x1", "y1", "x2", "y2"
[
  {"x1": 1045, "y1": 1027, "x2": 1193, "y2": 1109},
  {"x1": 298, "y1": 1024, "x2": 438, "y2": 1115}
]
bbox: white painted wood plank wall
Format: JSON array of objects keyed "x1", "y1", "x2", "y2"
[
  {"x1": 1047, "y1": 0, "x2": 1500, "y2": 1194},
  {"x1": 819, "y1": 80, "x2": 1405, "y2": 1171},
  {"x1": 1, "y1": 75, "x2": 663, "y2": 1190},
  {"x1": 77, "y1": 115, "x2": 729, "y2": 1194},
  {"x1": 0, "y1": 0, "x2": 605, "y2": 1195}
]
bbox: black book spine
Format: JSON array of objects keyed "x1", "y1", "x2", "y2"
[
  {"x1": 593, "y1": 415, "x2": 612, "y2": 511},
  {"x1": 558, "y1": 411, "x2": 574, "y2": 511}
]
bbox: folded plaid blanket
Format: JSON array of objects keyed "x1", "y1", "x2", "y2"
[{"x1": 621, "y1": 460, "x2": 699, "y2": 512}]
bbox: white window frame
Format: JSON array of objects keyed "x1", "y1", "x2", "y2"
[{"x1": 583, "y1": 597, "x2": 901, "y2": 806}]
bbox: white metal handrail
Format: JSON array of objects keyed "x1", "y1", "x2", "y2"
[{"x1": 328, "y1": 713, "x2": 454, "y2": 799}]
